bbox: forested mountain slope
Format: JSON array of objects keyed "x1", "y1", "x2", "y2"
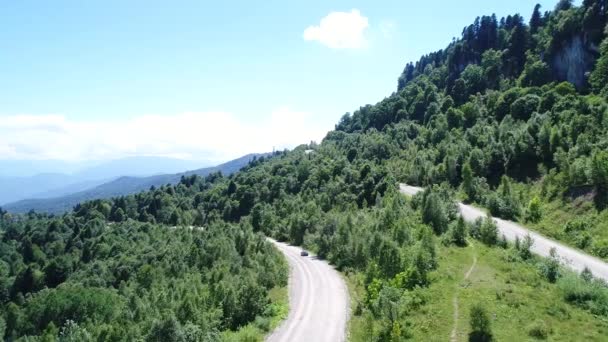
[
  {"x1": 2, "y1": 0, "x2": 608, "y2": 341},
  {"x1": 336, "y1": 0, "x2": 608, "y2": 258}
]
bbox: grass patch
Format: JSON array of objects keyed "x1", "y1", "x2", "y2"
[
  {"x1": 222, "y1": 286, "x2": 289, "y2": 342},
  {"x1": 345, "y1": 272, "x2": 372, "y2": 341},
  {"x1": 346, "y1": 243, "x2": 608, "y2": 341}
]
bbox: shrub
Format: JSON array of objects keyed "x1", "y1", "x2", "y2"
[
  {"x1": 525, "y1": 196, "x2": 542, "y2": 223},
  {"x1": 469, "y1": 303, "x2": 492, "y2": 342},
  {"x1": 444, "y1": 217, "x2": 467, "y2": 246},
  {"x1": 485, "y1": 192, "x2": 520, "y2": 221},
  {"x1": 518, "y1": 235, "x2": 534, "y2": 261},
  {"x1": 592, "y1": 239, "x2": 608, "y2": 259},
  {"x1": 472, "y1": 216, "x2": 498, "y2": 246},
  {"x1": 527, "y1": 320, "x2": 550, "y2": 339},
  {"x1": 557, "y1": 274, "x2": 608, "y2": 316},
  {"x1": 226, "y1": 325, "x2": 260, "y2": 342},
  {"x1": 563, "y1": 218, "x2": 591, "y2": 234},
  {"x1": 538, "y1": 248, "x2": 561, "y2": 283}
]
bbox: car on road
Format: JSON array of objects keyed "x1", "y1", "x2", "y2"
[{"x1": 300, "y1": 250, "x2": 309, "y2": 256}]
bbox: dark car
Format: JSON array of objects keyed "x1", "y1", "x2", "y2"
[{"x1": 300, "y1": 250, "x2": 309, "y2": 256}]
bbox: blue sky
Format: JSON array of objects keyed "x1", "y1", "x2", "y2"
[{"x1": 0, "y1": 0, "x2": 562, "y2": 162}]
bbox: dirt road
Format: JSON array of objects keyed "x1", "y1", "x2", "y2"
[
  {"x1": 399, "y1": 184, "x2": 608, "y2": 281},
  {"x1": 266, "y1": 239, "x2": 349, "y2": 342}
]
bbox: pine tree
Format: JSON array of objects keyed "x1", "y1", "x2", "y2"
[
  {"x1": 555, "y1": 0, "x2": 574, "y2": 12},
  {"x1": 583, "y1": 0, "x2": 607, "y2": 43},
  {"x1": 506, "y1": 20, "x2": 528, "y2": 77},
  {"x1": 530, "y1": 4, "x2": 543, "y2": 33},
  {"x1": 422, "y1": 193, "x2": 448, "y2": 234},
  {"x1": 452, "y1": 217, "x2": 468, "y2": 246}
]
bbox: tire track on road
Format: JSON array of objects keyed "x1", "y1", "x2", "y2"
[{"x1": 266, "y1": 239, "x2": 349, "y2": 342}]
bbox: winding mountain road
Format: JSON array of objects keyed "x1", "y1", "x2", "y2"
[
  {"x1": 266, "y1": 239, "x2": 349, "y2": 342},
  {"x1": 399, "y1": 184, "x2": 608, "y2": 282}
]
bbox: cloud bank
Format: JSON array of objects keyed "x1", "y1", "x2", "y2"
[
  {"x1": 303, "y1": 9, "x2": 369, "y2": 49},
  {"x1": 0, "y1": 108, "x2": 329, "y2": 162}
]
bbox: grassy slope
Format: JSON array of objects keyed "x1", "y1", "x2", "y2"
[
  {"x1": 348, "y1": 242, "x2": 608, "y2": 341},
  {"x1": 452, "y1": 178, "x2": 608, "y2": 261},
  {"x1": 507, "y1": 180, "x2": 608, "y2": 260},
  {"x1": 528, "y1": 198, "x2": 608, "y2": 258}
]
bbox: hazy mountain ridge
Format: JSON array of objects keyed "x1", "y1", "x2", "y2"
[
  {"x1": 0, "y1": 156, "x2": 211, "y2": 205},
  {"x1": 2, "y1": 153, "x2": 266, "y2": 214}
]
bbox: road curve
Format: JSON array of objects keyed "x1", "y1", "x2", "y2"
[
  {"x1": 266, "y1": 239, "x2": 349, "y2": 342},
  {"x1": 399, "y1": 184, "x2": 608, "y2": 282}
]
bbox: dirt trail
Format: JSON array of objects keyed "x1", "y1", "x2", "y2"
[{"x1": 450, "y1": 244, "x2": 477, "y2": 342}]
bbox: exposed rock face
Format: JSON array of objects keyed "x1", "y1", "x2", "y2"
[{"x1": 551, "y1": 35, "x2": 599, "y2": 89}]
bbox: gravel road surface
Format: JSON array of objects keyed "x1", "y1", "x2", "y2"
[
  {"x1": 266, "y1": 239, "x2": 349, "y2": 342},
  {"x1": 399, "y1": 184, "x2": 608, "y2": 281}
]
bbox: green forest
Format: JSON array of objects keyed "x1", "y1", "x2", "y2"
[{"x1": 2, "y1": 0, "x2": 608, "y2": 341}]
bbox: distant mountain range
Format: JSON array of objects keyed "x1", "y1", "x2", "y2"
[
  {"x1": 0, "y1": 174, "x2": 109, "y2": 205},
  {"x1": 2, "y1": 153, "x2": 265, "y2": 214},
  {"x1": 0, "y1": 156, "x2": 210, "y2": 205}
]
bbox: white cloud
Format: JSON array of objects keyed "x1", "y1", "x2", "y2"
[
  {"x1": 303, "y1": 9, "x2": 369, "y2": 49},
  {"x1": 0, "y1": 108, "x2": 330, "y2": 162}
]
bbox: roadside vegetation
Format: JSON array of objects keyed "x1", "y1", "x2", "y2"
[{"x1": 348, "y1": 222, "x2": 608, "y2": 341}]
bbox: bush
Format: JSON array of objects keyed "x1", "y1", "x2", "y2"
[
  {"x1": 525, "y1": 196, "x2": 542, "y2": 223},
  {"x1": 469, "y1": 303, "x2": 492, "y2": 342},
  {"x1": 563, "y1": 217, "x2": 591, "y2": 234},
  {"x1": 592, "y1": 239, "x2": 608, "y2": 259},
  {"x1": 527, "y1": 320, "x2": 550, "y2": 339},
  {"x1": 485, "y1": 192, "x2": 520, "y2": 221},
  {"x1": 444, "y1": 217, "x2": 467, "y2": 246},
  {"x1": 518, "y1": 235, "x2": 534, "y2": 261},
  {"x1": 538, "y1": 248, "x2": 561, "y2": 283},
  {"x1": 557, "y1": 274, "x2": 608, "y2": 316},
  {"x1": 227, "y1": 325, "x2": 261, "y2": 342},
  {"x1": 471, "y1": 216, "x2": 498, "y2": 246}
]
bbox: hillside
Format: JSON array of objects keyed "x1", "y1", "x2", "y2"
[
  {"x1": 2, "y1": 1, "x2": 608, "y2": 341},
  {"x1": 332, "y1": 0, "x2": 608, "y2": 260},
  {"x1": 3, "y1": 153, "x2": 265, "y2": 214}
]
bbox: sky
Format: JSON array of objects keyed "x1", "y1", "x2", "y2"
[{"x1": 0, "y1": 0, "x2": 563, "y2": 164}]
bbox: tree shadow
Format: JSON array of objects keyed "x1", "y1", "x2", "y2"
[{"x1": 469, "y1": 332, "x2": 493, "y2": 342}]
